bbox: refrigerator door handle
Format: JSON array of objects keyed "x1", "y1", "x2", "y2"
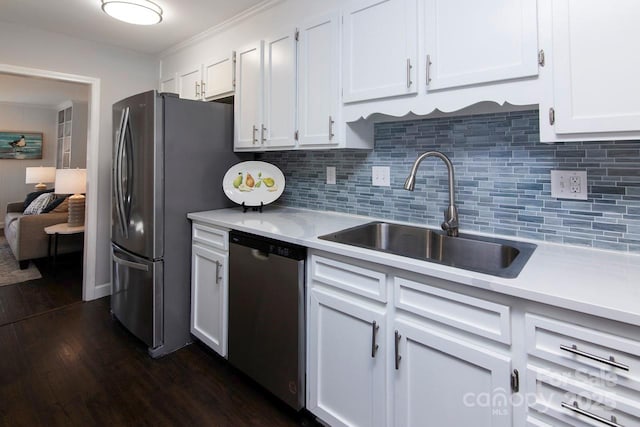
[
  {"x1": 115, "y1": 107, "x2": 129, "y2": 238},
  {"x1": 113, "y1": 252, "x2": 150, "y2": 271}
]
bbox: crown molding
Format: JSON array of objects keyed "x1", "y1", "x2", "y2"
[{"x1": 158, "y1": 0, "x2": 285, "y2": 59}]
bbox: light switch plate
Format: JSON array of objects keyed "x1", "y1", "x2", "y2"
[
  {"x1": 326, "y1": 166, "x2": 336, "y2": 185},
  {"x1": 372, "y1": 166, "x2": 390, "y2": 187},
  {"x1": 551, "y1": 170, "x2": 588, "y2": 200}
]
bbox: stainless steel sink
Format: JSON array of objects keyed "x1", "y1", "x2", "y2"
[{"x1": 319, "y1": 222, "x2": 536, "y2": 278}]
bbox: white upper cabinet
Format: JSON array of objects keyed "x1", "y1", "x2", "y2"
[
  {"x1": 424, "y1": 0, "x2": 538, "y2": 91},
  {"x1": 178, "y1": 65, "x2": 203, "y2": 101},
  {"x1": 298, "y1": 13, "x2": 341, "y2": 147},
  {"x1": 203, "y1": 52, "x2": 235, "y2": 100},
  {"x1": 550, "y1": 0, "x2": 640, "y2": 135},
  {"x1": 263, "y1": 31, "x2": 297, "y2": 148},
  {"x1": 342, "y1": 0, "x2": 418, "y2": 103},
  {"x1": 234, "y1": 41, "x2": 264, "y2": 149},
  {"x1": 160, "y1": 73, "x2": 177, "y2": 94}
]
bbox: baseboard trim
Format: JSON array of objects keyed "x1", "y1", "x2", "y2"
[{"x1": 92, "y1": 282, "x2": 112, "y2": 300}]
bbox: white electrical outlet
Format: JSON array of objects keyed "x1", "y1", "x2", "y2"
[
  {"x1": 326, "y1": 166, "x2": 336, "y2": 185},
  {"x1": 372, "y1": 166, "x2": 390, "y2": 187},
  {"x1": 551, "y1": 170, "x2": 588, "y2": 200}
]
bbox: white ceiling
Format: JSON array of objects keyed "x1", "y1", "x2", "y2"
[
  {"x1": 0, "y1": 0, "x2": 265, "y2": 54},
  {"x1": 0, "y1": 74, "x2": 89, "y2": 107}
]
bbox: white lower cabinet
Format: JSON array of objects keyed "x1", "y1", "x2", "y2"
[
  {"x1": 307, "y1": 252, "x2": 516, "y2": 427},
  {"x1": 307, "y1": 288, "x2": 387, "y2": 427},
  {"x1": 190, "y1": 223, "x2": 228, "y2": 357},
  {"x1": 394, "y1": 319, "x2": 513, "y2": 427}
]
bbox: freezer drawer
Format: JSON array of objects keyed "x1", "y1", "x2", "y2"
[{"x1": 111, "y1": 244, "x2": 163, "y2": 349}]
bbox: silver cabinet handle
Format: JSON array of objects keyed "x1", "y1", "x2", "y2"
[
  {"x1": 201, "y1": 81, "x2": 206, "y2": 97},
  {"x1": 426, "y1": 54, "x2": 432, "y2": 85},
  {"x1": 261, "y1": 124, "x2": 267, "y2": 144},
  {"x1": 394, "y1": 330, "x2": 402, "y2": 369},
  {"x1": 329, "y1": 116, "x2": 335, "y2": 141},
  {"x1": 252, "y1": 125, "x2": 258, "y2": 144},
  {"x1": 561, "y1": 401, "x2": 623, "y2": 427},
  {"x1": 214, "y1": 260, "x2": 222, "y2": 284},
  {"x1": 371, "y1": 321, "x2": 379, "y2": 358},
  {"x1": 560, "y1": 344, "x2": 630, "y2": 371},
  {"x1": 195, "y1": 81, "x2": 200, "y2": 97},
  {"x1": 406, "y1": 58, "x2": 413, "y2": 88}
]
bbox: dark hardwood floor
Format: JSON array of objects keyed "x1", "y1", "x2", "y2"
[
  {"x1": 0, "y1": 297, "x2": 321, "y2": 427},
  {"x1": 0, "y1": 253, "x2": 83, "y2": 327}
]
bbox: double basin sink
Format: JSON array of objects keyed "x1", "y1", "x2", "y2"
[{"x1": 319, "y1": 221, "x2": 536, "y2": 278}]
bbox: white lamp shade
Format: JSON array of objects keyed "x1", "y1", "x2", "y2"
[
  {"x1": 55, "y1": 169, "x2": 87, "y2": 195},
  {"x1": 25, "y1": 166, "x2": 56, "y2": 184},
  {"x1": 101, "y1": 0, "x2": 163, "y2": 25}
]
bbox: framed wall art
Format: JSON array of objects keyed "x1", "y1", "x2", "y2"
[{"x1": 0, "y1": 131, "x2": 43, "y2": 160}]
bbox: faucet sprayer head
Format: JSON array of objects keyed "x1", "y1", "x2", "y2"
[{"x1": 404, "y1": 174, "x2": 416, "y2": 191}]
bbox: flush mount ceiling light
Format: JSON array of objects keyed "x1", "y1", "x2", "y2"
[{"x1": 101, "y1": 0, "x2": 163, "y2": 25}]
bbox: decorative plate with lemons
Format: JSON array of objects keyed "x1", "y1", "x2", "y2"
[{"x1": 222, "y1": 161, "x2": 285, "y2": 207}]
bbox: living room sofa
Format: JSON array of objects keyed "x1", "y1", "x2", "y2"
[{"x1": 4, "y1": 201, "x2": 83, "y2": 269}]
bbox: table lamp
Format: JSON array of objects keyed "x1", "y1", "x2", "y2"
[
  {"x1": 55, "y1": 169, "x2": 87, "y2": 227},
  {"x1": 25, "y1": 166, "x2": 56, "y2": 190}
]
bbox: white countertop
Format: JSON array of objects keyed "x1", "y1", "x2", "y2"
[{"x1": 188, "y1": 206, "x2": 640, "y2": 327}]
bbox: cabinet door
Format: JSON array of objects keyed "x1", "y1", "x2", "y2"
[
  {"x1": 191, "y1": 244, "x2": 228, "y2": 357},
  {"x1": 343, "y1": 0, "x2": 418, "y2": 103},
  {"x1": 424, "y1": 0, "x2": 538, "y2": 91},
  {"x1": 263, "y1": 31, "x2": 297, "y2": 148},
  {"x1": 394, "y1": 320, "x2": 512, "y2": 427},
  {"x1": 552, "y1": 0, "x2": 640, "y2": 134},
  {"x1": 234, "y1": 41, "x2": 264, "y2": 149},
  {"x1": 298, "y1": 13, "x2": 341, "y2": 147},
  {"x1": 178, "y1": 65, "x2": 203, "y2": 101},
  {"x1": 308, "y1": 289, "x2": 387, "y2": 427},
  {"x1": 160, "y1": 73, "x2": 177, "y2": 94},
  {"x1": 203, "y1": 52, "x2": 235, "y2": 100}
]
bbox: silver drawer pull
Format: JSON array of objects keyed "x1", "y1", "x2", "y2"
[
  {"x1": 394, "y1": 330, "x2": 402, "y2": 370},
  {"x1": 261, "y1": 124, "x2": 267, "y2": 144},
  {"x1": 560, "y1": 344, "x2": 630, "y2": 371},
  {"x1": 561, "y1": 401, "x2": 623, "y2": 427},
  {"x1": 371, "y1": 321, "x2": 379, "y2": 358},
  {"x1": 328, "y1": 115, "x2": 335, "y2": 141},
  {"x1": 113, "y1": 254, "x2": 149, "y2": 272},
  {"x1": 214, "y1": 260, "x2": 222, "y2": 284},
  {"x1": 406, "y1": 58, "x2": 413, "y2": 88}
]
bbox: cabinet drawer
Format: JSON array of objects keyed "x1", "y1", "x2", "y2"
[
  {"x1": 527, "y1": 366, "x2": 640, "y2": 427},
  {"x1": 394, "y1": 277, "x2": 511, "y2": 344},
  {"x1": 192, "y1": 223, "x2": 228, "y2": 251},
  {"x1": 525, "y1": 314, "x2": 640, "y2": 392},
  {"x1": 309, "y1": 255, "x2": 387, "y2": 302}
]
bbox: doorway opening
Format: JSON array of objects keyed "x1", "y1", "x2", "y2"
[{"x1": 0, "y1": 64, "x2": 101, "y2": 303}]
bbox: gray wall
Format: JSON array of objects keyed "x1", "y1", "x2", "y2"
[{"x1": 0, "y1": 103, "x2": 57, "y2": 226}]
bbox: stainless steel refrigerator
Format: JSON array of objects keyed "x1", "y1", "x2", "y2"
[{"x1": 111, "y1": 90, "x2": 243, "y2": 358}]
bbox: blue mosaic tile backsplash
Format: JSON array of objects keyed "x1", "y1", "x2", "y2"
[{"x1": 258, "y1": 110, "x2": 640, "y2": 252}]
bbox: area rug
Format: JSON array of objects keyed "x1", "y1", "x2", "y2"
[{"x1": 0, "y1": 235, "x2": 42, "y2": 286}]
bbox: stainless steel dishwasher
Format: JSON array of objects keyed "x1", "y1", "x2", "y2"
[{"x1": 228, "y1": 231, "x2": 306, "y2": 410}]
